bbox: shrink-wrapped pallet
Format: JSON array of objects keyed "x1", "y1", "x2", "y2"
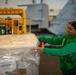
[{"x1": 0, "y1": 33, "x2": 40, "y2": 75}]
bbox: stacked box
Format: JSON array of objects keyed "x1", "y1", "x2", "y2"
[{"x1": 0, "y1": 33, "x2": 40, "y2": 75}]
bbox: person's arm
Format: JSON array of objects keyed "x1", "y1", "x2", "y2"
[
  {"x1": 39, "y1": 34, "x2": 66, "y2": 45},
  {"x1": 43, "y1": 42, "x2": 76, "y2": 56}
]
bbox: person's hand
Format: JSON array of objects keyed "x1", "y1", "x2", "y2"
[{"x1": 36, "y1": 47, "x2": 44, "y2": 54}]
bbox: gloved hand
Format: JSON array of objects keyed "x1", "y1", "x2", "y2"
[{"x1": 36, "y1": 47, "x2": 44, "y2": 54}]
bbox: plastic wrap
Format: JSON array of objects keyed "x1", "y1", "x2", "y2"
[{"x1": 0, "y1": 33, "x2": 40, "y2": 75}]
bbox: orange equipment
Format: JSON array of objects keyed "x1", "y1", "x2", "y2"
[
  {"x1": 0, "y1": 8, "x2": 26, "y2": 34},
  {"x1": 41, "y1": 42, "x2": 44, "y2": 48}
]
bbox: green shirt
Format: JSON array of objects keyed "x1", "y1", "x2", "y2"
[{"x1": 39, "y1": 34, "x2": 76, "y2": 74}]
